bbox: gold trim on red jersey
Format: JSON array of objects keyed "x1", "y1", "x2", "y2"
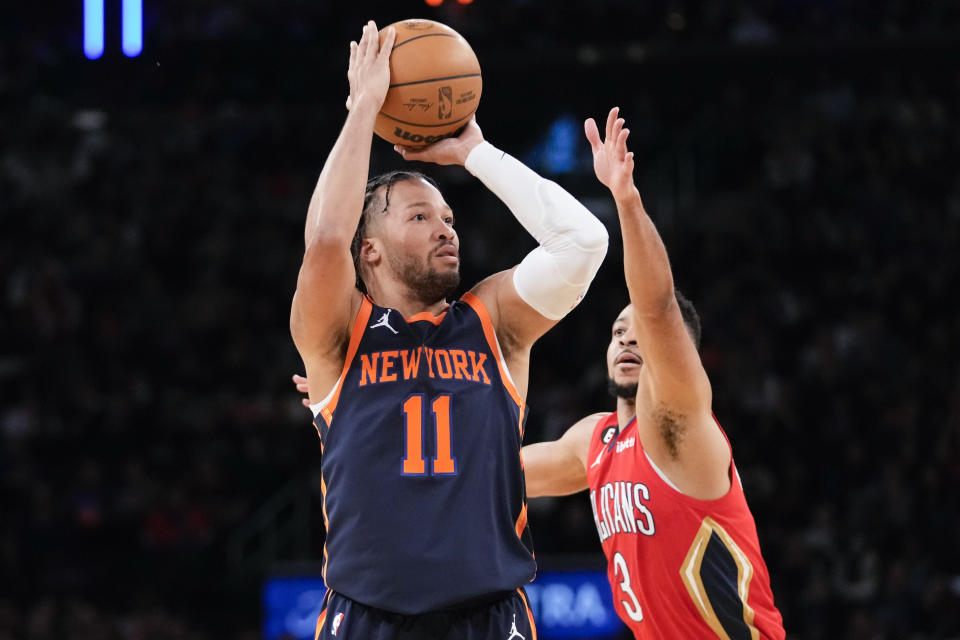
[{"x1": 679, "y1": 517, "x2": 760, "y2": 640}]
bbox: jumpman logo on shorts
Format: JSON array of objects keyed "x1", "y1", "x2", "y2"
[
  {"x1": 370, "y1": 310, "x2": 399, "y2": 335},
  {"x1": 506, "y1": 613, "x2": 525, "y2": 640}
]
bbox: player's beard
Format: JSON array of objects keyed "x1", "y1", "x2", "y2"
[
  {"x1": 607, "y1": 378, "x2": 638, "y2": 399},
  {"x1": 390, "y1": 250, "x2": 460, "y2": 306}
]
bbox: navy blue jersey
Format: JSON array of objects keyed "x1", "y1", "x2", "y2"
[{"x1": 311, "y1": 293, "x2": 536, "y2": 615}]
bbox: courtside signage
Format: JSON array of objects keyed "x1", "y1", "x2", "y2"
[{"x1": 263, "y1": 572, "x2": 626, "y2": 639}]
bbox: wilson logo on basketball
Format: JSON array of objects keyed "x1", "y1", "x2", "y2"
[{"x1": 392, "y1": 127, "x2": 460, "y2": 145}]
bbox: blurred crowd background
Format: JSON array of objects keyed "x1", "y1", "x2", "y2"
[{"x1": 3, "y1": 1, "x2": 960, "y2": 638}]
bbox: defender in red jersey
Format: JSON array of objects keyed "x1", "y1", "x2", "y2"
[{"x1": 522, "y1": 108, "x2": 786, "y2": 639}]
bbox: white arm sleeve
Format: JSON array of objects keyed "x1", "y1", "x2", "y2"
[{"x1": 464, "y1": 141, "x2": 609, "y2": 320}]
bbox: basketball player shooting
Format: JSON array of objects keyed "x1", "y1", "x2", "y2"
[
  {"x1": 291, "y1": 106, "x2": 786, "y2": 639},
  {"x1": 517, "y1": 107, "x2": 787, "y2": 638},
  {"x1": 291, "y1": 21, "x2": 608, "y2": 639}
]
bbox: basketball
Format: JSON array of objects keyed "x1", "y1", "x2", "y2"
[{"x1": 374, "y1": 19, "x2": 482, "y2": 148}]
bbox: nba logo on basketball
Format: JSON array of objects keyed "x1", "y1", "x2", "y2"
[
  {"x1": 331, "y1": 612, "x2": 344, "y2": 636},
  {"x1": 438, "y1": 86, "x2": 453, "y2": 120}
]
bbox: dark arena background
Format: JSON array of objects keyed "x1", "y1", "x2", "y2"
[{"x1": 3, "y1": 1, "x2": 960, "y2": 638}]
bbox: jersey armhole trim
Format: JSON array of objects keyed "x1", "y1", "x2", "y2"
[
  {"x1": 644, "y1": 451, "x2": 682, "y2": 492},
  {"x1": 310, "y1": 297, "x2": 374, "y2": 424},
  {"x1": 460, "y1": 291, "x2": 523, "y2": 408}
]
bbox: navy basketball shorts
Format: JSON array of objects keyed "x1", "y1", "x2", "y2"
[{"x1": 314, "y1": 588, "x2": 537, "y2": 640}]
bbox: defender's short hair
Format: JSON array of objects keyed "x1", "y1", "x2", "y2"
[{"x1": 674, "y1": 289, "x2": 702, "y2": 349}]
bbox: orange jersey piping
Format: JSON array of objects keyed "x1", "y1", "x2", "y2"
[
  {"x1": 460, "y1": 292, "x2": 523, "y2": 408},
  {"x1": 517, "y1": 588, "x2": 538, "y2": 640},
  {"x1": 405, "y1": 308, "x2": 448, "y2": 325},
  {"x1": 317, "y1": 296, "x2": 373, "y2": 423}
]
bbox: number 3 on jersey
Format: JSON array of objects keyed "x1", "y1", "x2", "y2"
[
  {"x1": 614, "y1": 551, "x2": 644, "y2": 622},
  {"x1": 402, "y1": 394, "x2": 457, "y2": 476}
]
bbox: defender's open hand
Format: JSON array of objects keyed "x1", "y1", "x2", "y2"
[{"x1": 585, "y1": 107, "x2": 639, "y2": 202}]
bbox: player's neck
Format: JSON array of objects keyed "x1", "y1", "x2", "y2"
[
  {"x1": 364, "y1": 281, "x2": 449, "y2": 319},
  {"x1": 616, "y1": 397, "x2": 637, "y2": 430}
]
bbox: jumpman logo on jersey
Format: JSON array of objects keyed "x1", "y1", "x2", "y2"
[
  {"x1": 370, "y1": 310, "x2": 398, "y2": 334},
  {"x1": 506, "y1": 613, "x2": 525, "y2": 640}
]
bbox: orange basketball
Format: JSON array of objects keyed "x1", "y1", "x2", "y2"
[{"x1": 375, "y1": 19, "x2": 482, "y2": 148}]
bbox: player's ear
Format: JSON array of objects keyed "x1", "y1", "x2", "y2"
[{"x1": 360, "y1": 237, "x2": 381, "y2": 265}]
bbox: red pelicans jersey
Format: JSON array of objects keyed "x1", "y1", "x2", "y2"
[{"x1": 585, "y1": 413, "x2": 785, "y2": 639}]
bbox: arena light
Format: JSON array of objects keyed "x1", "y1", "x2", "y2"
[
  {"x1": 84, "y1": 0, "x2": 143, "y2": 59},
  {"x1": 122, "y1": 0, "x2": 143, "y2": 57},
  {"x1": 83, "y1": 0, "x2": 105, "y2": 59}
]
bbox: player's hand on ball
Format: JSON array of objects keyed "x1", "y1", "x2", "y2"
[
  {"x1": 347, "y1": 21, "x2": 396, "y2": 112},
  {"x1": 585, "y1": 107, "x2": 639, "y2": 202},
  {"x1": 393, "y1": 117, "x2": 484, "y2": 166}
]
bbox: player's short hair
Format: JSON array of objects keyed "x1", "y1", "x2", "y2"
[
  {"x1": 351, "y1": 171, "x2": 440, "y2": 293},
  {"x1": 674, "y1": 289, "x2": 702, "y2": 349}
]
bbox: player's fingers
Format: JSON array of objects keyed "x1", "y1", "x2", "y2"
[
  {"x1": 345, "y1": 95, "x2": 352, "y2": 110},
  {"x1": 611, "y1": 118, "x2": 624, "y2": 146},
  {"x1": 393, "y1": 144, "x2": 420, "y2": 161},
  {"x1": 302, "y1": 398, "x2": 311, "y2": 409},
  {"x1": 292, "y1": 374, "x2": 307, "y2": 383},
  {"x1": 358, "y1": 23, "x2": 373, "y2": 59},
  {"x1": 378, "y1": 26, "x2": 396, "y2": 60},
  {"x1": 584, "y1": 118, "x2": 602, "y2": 151},
  {"x1": 363, "y1": 21, "x2": 379, "y2": 61},
  {"x1": 605, "y1": 106, "x2": 619, "y2": 142},
  {"x1": 357, "y1": 23, "x2": 368, "y2": 50},
  {"x1": 617, "y1": 128, "x2": 630, "y2": 158},
  {"x1": 347, "y1": 41, "x2": 358, "y2": 75},
  {"x1": 460, "y1": 116, "x2": 481, "y2": 140}
]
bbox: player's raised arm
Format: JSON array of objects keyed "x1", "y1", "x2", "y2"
[
  {"x1": 291, "y1": 23, "x2": 396, "y2": 373},
  {"x1": 585, "y1": 108, "x2": 728, "y2": 495},
  {"x1": 396, "y1": 119, "x2": 609, "y2": 395}
]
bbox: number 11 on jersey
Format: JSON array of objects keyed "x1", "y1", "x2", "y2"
[{"x1": 402, "y1": 394, "x2": 458, "y2": 476}]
